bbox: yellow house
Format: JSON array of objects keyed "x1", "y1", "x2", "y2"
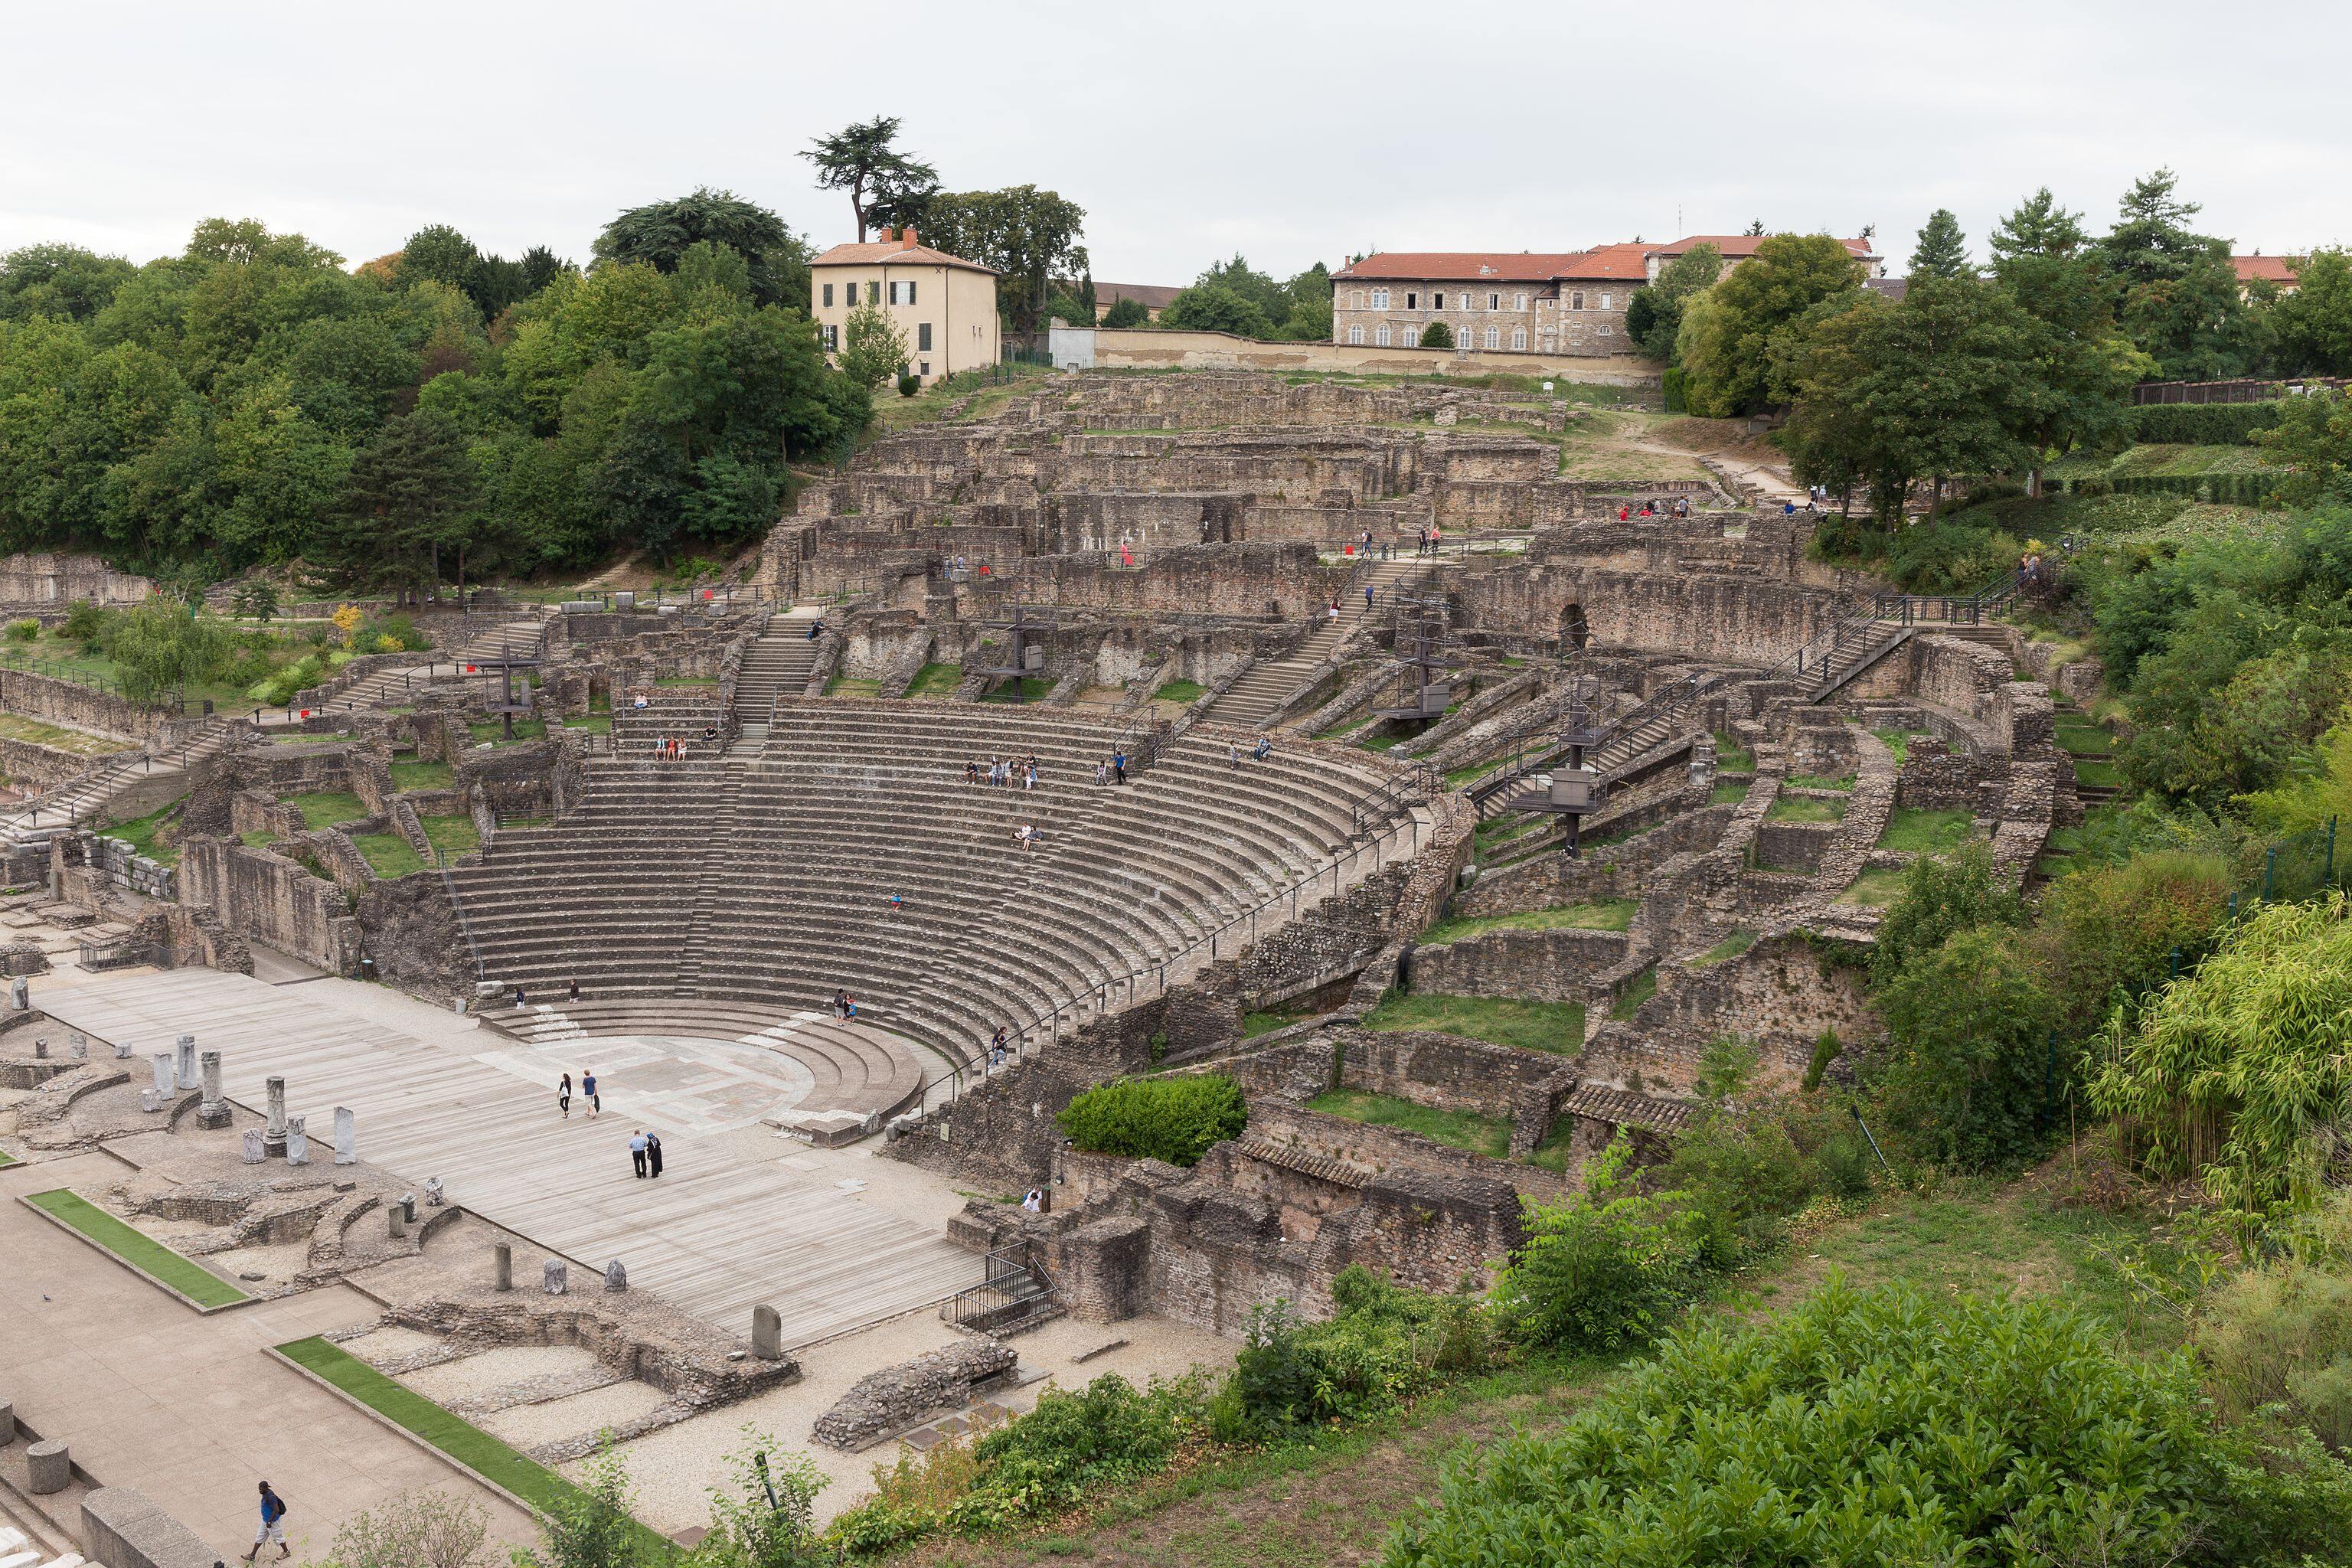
[{"x1": 809, "y1": 229, "x2": 1000, "y2": 385}]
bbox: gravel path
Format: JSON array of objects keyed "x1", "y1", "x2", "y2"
[{"x1": 403, "y1": 1344, "x2": 603, "y2": 1400}]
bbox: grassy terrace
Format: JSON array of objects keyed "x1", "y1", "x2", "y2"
[
  {"x1": 1361, "y1": 991, "x2": 1585, "y2": 1055},
  {"x1": 1766, "y1": 793, "x2": 1846, "y2": 824},
  {"x1": 274, "y1": 1336, "x2": 667, "y2": 1544},
  {"x1": 1418, "y1": 900, "x2": 1636, "y2": 945},
  {"x1": 1305, "y1": 1089, "x2": 1512, "y2": 1158},
  {"x1": 1879, "y1": 807, "x2": 1975, "y2": 854},
  {"x1": 26, "y1": 1188, "x2": 247, "y2": 1308}
]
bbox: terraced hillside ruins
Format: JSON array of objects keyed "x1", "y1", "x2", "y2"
[{"x1": 0, "y1": 368, "x2": 2094, "y2": 1547}]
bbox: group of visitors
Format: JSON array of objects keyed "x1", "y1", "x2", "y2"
[{"x1": 967, "y1": 755, "x2": 1040, "y2": 789}]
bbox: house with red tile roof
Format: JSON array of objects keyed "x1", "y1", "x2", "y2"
[{"x1": 1329, "y1": 234, "x2": 1878, "y2": 357}]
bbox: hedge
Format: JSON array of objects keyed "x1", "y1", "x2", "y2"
[
  {"x1": 2127, "y1": 401, "x2": 2283, "y2": 446},
  {"x1": 1057, "y1": 1076, "x2": 1248, "y2": 1165}
]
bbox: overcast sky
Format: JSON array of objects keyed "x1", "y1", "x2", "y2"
[{"x1": 5, "y1": 0, "x2": 2346, "y2": 286}]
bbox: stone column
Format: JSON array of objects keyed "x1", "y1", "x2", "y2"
[
  {"x1": 751, "y1": 1305, "x2": 782, "y2": 1361},
  {"x1": 148, "y1": 1053, "x2": 174, "y2": 1113},
  {"x1": 25, "y1": 1439, "x2": 67, "y2": 1494},
  {"x1": 240, "y1": 1128, "x2": 266, "y2": 1164},
  {"x1": 285, "y1": 1115, "x2": 309, "y2": 1166},
  {"x1": 197, "y1": 1050, "x2": 229, "y2": 1129},
  {"x1": 492, "y1": 1243, "x2": 512, "y2": 1291},
  {"x1": 263, "y1": 1075, "x2": 287, "y2": 1158},
  {"x1": 174, "y1": 1034, "x2": 198, "y2": 1091},
  {"x1": 333, "y1": 1106, "x2": 355, "y2": 1165},
  {"x1": 543, "y1": 1259, "x2": 567, "y2": 1295}
]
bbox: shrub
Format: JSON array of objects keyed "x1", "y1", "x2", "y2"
[
  {"x1": 1491, "y1": 1135, "x2": 1706, "y2": 1350},
  {"x1": 2200, "y1": 1193, "x2": 2352, "y2": 1451},
  {"x1": 1057, "y1": 1075, "x2": 1246, "y2": 1165},
  {"x1": 1872, "y1": 925, "x2": 2062, "y2": 1171},
  {"x1": 60, "y1": 599, "x2": 106, "y2": 644},
  {"x1": 4, "y1": 617, "x2": 36, "y2": 642},
  {"x1": 2092, "y1": 894, "x2": 2352, "y2": 1227},
  {"x1": 1386, "y1": 1276, "x2": 2352, "y2": 1567},
  {"x1": 1870, "y1": 841, "x2": 2026, "y2": 984},
  {"x1": 2129, "y1": 400, "x2": 2284, "y2": 446}
]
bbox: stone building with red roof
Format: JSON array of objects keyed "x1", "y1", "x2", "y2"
[{"x1": 1329, "y1": 235, "x2": 1877, "y2": 358}]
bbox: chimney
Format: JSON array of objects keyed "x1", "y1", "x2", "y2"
[{"x1": 900, "y1": 227, "x2": 918, "y2": 250}]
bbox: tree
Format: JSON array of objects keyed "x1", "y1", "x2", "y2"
[
  {"x1": 799, "y1": 116, "x2": 938, "y2": 243},
  {"x1": 1101, "y1": 296, "x2": 1149, "y2": 328},
  {"x1": 2270, "y1": 249, "x2": 2352, "y2": 376},
  {"x1": 594, "y1": 189, "x2": 809, "y2": 309},
  {"x1": 1623, "y1": 243, "x2": 1721, "y2": 361},
  {"x1": 2095, "y1": 168, "x2": 2259, "y2": 380},
  {"x1": 835, "y1": 302, "x2": 909, "y2": 390},
  {"x1": 1988, "y1": 188, "x2": 2146, "y2": 493},
  {"x1": 1909, "y1": 208, "x2": 1971, "y2": 279},
  {"x1": 913, "y1": 186, "x2": 1088, "y2": 336},
  {"x1": 312, "y1": 410, "x2": 480, "y2": 603},
  {"x1": 1780, "y1": 276, "x2": 2053, "y2": 517},
  {"x1": 1160, "y1": 286, "x2": 1273, "y2": 338},
  {"x1": 1677, "y1": 234, "x2": 1867, "y2": 416},
  {"x1": 1418, "y1": 320, "x2": 1454, "y2": 348}
]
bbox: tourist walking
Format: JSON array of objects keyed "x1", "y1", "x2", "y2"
[
  {"x1": 581, "y1": 1068, "x2": 599, "y2": 1117},
  {"x1": 245, "y1": 1482, "x2": 290, "y2": 1563},
  {"x1": 645, "y1": 1131, "x2": 664, "y2": 1178},
  {"x1": 558, "y1": 1072, "x2": 572, "y2": 1119}
]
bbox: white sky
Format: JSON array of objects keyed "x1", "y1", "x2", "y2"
[{"x1": 5, "y1": 0, "x2": 2346, "y2": 286}]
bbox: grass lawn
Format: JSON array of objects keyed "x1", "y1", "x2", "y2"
[
  {"x1": 1609, "y1": 967, "x2": 1658, "y2": 1021},
  {"x1": 1690, "y1": 929, "x2": 1757, "y2": 966},
  {"x1": 349, "y1": 833, "x2": 424, "y2": 877},
  {"x1": 1766, "y1": 794, "x2": 1846, "y2": 824},
  {"x1": 106, "y1": 799, "x2": 188, "y2": 867},
  {"x1": 1879, "y1": 807, "x2": 1974, "y2": 854},
  {"x1": 418, "y1": 812, "x2": 480, "y2": 859},
  {"x1": 1836, "y1": 866, "x2": 1913, "y2": 907},
  {"x1": 26, "y1": 1189, "x2": 247, "y2": 1308},
  {"x1": 1305, "y1": 1089, "x2": 1512, "y2": 1158},
  {"x1": 285, "y1": 790, "x2": 369, "y2": 830},
  {"x1": 1419, "y1": 901, "x2": 1636, "y2": 945},
  {"x1": 389, "y1": 760, "x2": 455, "y2": 791},
  {"x1": 1156, "y1": 678, "x2": 1207, "y2": 703},
  {"x1": 1785, "y1": 773, "x2": 1855, "y2": 792},
  {"x1": 904, "y1": 662, "x2": 964, "y2": 697},
  {"x1": 2055, "y1": 721, "x2": 2112, "y2": 757},
  {"x1": 1713, "y1": 731, "x2": 1753, "y2": 770},
  {"x1": 2075, "y1": 758, "x2": 2125, "y2": 789},
  {"x1": 275, "y1": 1336, "x2": 665, "y2": 1537},
  {"x1": 1362, "y1": 991, "x2": 1584, "y2": 1055},
  {"x1": 0, "y1": 712, "x2": 132, "y2": 756}
]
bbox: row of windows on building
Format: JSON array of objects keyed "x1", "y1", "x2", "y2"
[
  {"x1": 820, "y1": 280, "x2": 923, "y2": 308},
  {"x1": 1344, "y1": 322, "x2": 1614, "y2": 348},
  {"x1": 820, "y1": 322, "x2": 936, "y2": 351},
  {"x1": 1353, "y1": 288, "x2": 1615, "y2": 312}
]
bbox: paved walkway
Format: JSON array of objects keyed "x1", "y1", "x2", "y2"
[
  {"x1": 33, "y1": 968, "x2": 979, "y2": 1347},
  {"x1": 0, "y1": 1152, "x2": 539, "y2": 1560}
]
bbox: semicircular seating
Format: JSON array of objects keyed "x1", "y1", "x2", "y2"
[{"x1": 448, "y1": 701, "x2": 1416, "y2": 1119}]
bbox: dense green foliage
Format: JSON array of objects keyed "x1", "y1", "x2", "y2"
[
  {"x1": 1056, "y1": 1074, "x2": 1247, "y2": 1165},
  {"x1": 1387, "y1": 1278, "x2": 2352, "y2": 1567},
  {"x1": 0, "y1": 205, "x2": 867, "y2": 579},
  {"x1": 2092, "y1": 896, "x2": 2352, "y2": 1227}
]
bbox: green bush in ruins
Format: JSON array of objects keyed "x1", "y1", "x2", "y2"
[{"x1": 1057, "y1": 1075, "x2": 1246, "y2": 1166}]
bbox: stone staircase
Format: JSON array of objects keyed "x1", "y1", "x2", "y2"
[
  {"x1": 1203, "y1": 558, "x2": 1428, "y2": 727},
  {"x1": 732, "y1": 616, "x2": 825, "y2": 747}
]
